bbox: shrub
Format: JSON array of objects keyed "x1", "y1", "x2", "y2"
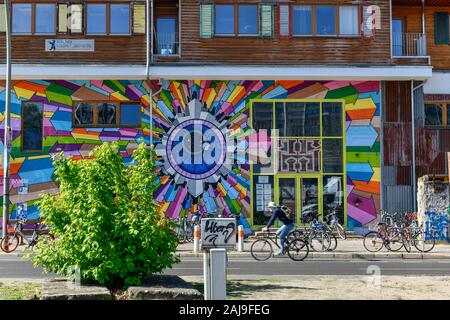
[{"x1": 31, "y1": 142, "x2": 179, "y2": 288}]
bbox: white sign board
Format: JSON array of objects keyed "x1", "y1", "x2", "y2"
[
  {"x1": 45, "y1": 39, "x2": 95, "y2": 52},
  {"x1": 201, "y1": 218, "x2": 236, "y2": 249}
]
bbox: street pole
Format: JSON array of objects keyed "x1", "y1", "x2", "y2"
[{"x1": 2, "y1": 0, "x2": 12, "y2": 238}]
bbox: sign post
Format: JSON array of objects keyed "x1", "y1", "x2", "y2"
[{"x1": 201, "y1": 218, "x2": 236, "y2": 300}]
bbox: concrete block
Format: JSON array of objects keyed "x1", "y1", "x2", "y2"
[
  {"x1": 127, "y1": 275, "x2": 202, "y2": 300},
  {"x1": 41, "y1": 279, "x2": 112, "y2": 300}
]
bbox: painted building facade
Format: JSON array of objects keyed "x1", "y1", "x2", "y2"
[{"x1": 1, "y1": 0, "x2": 447, "y2": 234}]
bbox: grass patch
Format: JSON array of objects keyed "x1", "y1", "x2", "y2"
[{"x1": 0, "y1": 282, "x2": 42, "y2": 300}]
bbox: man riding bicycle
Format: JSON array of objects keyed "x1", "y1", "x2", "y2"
[{"x1": 262, "y1": 202, "x2": 294, "y2": 256}]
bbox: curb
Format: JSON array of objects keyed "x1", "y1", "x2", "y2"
[{"x1": 177, "y1": 251, "x2": 450, "y2": 260}]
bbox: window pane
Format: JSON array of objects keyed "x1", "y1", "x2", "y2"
[
  {"x1": 316, "y1": 5, "x2": 336, "y2": 35},
  {"x1": 87, "y1": 4, "x2": 106, "y2": 34},
  {"x1": 322, "y1": 102, "x2": 342, "y2": 136},
  {"x1": 424, "y1": 103, "x2": 443, "y2": 126},
  {"x1": 110, "y1": 4, "x2": 130, "y2": 34},
  {"x1": 58, "y1": 4, "x2": 68, "y2": 33},
  {"x1": 252, "y1": 175, "x2": 274, "y2": 225},
  {"x1": 12, "y1": 4, "x2": 32, "y2": 33},
  {"x1": 238, "y1": 5, "x2": 257, "y2": 35},
  {"x1": 252, "y1": 102, "x2": 273, "y2": 132},
  {"x1": 215, "y1": 5, "x2": 234, "y2": 35},
  {"x1": 68, "y1": 4, "x2": 83, "y2": 33},
  {"x1": 156, "y1": 17, "x2": 177, "y2": 55},
  {"x1": 133, "y1": 4, "x2": 146, "y2": 34},
  {"x1": 339, "y1": 6, "x2": 358, "y2": 35},
  {"x1": 275, "y1": 102, "x2": 320, "y2": 137},
  {"x1": 292, "y1": 5, "x2": 312, "y2": 35},
  {"x1": 120, "y1": 103, "x2": 141, "y2": 126},
  {"x1": 36, "y1": 4, "x2": 55, "y2": 34},
  {"x1": 323, "y1": 175, "x2": 344, "y2": 225},
  {"x1": 22, "y1": 102, "x2": 43, "y2": 152},
  {"x1": 323, "y1": 139, "x2": 343, "y2": 173},
  {"x1": 98, "y1": 103, "x2": 117, "y2": 125},
  {"x1": 74, "y1": 103, "x2": 94, "y2": 125},
  {"x1": 0, "y1": 5, "x2": 6, "y2": 32}
]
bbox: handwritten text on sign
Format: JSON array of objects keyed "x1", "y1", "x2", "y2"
[{"x1": 201, "y1": 218, "x2": 236, "y2": 249}]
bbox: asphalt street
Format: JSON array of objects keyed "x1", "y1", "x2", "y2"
[{"x1": 1, "y1": 254, "x2": 450, "y2": 280}]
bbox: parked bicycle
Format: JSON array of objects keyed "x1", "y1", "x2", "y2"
[
  {"x1": 289, "y1": 219, "x2": 338, "y2": 252},
  {"x1": 0, "y1": 219, "x2": 54, "y2": 253},
  {"x1": 250, "y1": 231, "x2": 309, "y2": 261},
  {"x1": 363, "y1": 221, "x2": 404, "y2": 252},
  {"x1": 324, "y1": 208, "x2": 347, "y2": 240}
]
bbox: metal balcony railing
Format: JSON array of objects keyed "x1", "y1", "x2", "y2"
[
  {"x1": 392, "y1": 32, "x2": 427, "y2": 57},
  {"x1": 154, "y1": 32, "x2": 179, "y2": 56}
]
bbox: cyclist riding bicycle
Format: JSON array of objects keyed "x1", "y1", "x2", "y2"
[{"x1": 262, "y1": 202, "x2": 294, "y2": 256}]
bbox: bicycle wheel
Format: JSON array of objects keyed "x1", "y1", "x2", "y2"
[
  {"x1": 385, "y1": 227, "x2": 404, "y2": 252},
  {"x1": 287, "y1": 239, "x2": 309, "y2": 261},
  {"x1": 287, "y1": 229, "x2": 303, "y2": 243},
  {"x1": 328, "y1": 233, "x2": 338, "y2": 251},
  {"x1": 402, "y1": 231, "x2": 412, "y2": 253},
  {"x1": 32, "y1": 233, "x2": 55, "y2": 249},
  {"x1": 363, "y1": 232, "x2": 384, "y2": 252},
  {"x1": 335, "y1": 224, "x2": 347, "y2": 240},
  {"x1": 310, "y1": 232, "x2": 331, "y2": 252},
  {"x1": 413, "y1": 230, "x2": 435, "y2": 253},
  {"x1": 0, "y1": 235, "x2": 20, "y2": 253},
  {"x1": 250, "y1": 239, "x2": 273, "y2": 261}
]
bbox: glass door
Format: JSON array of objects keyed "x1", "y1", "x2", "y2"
[
  {"x1": 392, "y1": 18, "x2": 404, "y2": 56},
  {"x1": 276, "y1": 177, "x2": 299, "y2": 227},
  {"x1": 300, "y1": 177, "x2": 320, "y2": 224},
  {"x1": 156, "y1": 17, "x2": 177, "y2": 55}
]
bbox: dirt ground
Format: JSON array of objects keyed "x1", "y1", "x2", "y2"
[{"x1": 184, "y1": 275, "x2": 450, "y2": 300}]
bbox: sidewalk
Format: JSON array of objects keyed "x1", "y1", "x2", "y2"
[{"x1": 177, "y1": 238, "x2": 450, "y2": 260}]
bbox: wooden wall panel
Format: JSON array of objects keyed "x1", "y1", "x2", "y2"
[
  {"x1": 393, "y1": 6, "x2": 450, "y2": 70},
  {"x1": 0, "y1": 0, "x2": 147, "y2": 64},
  {"x1": 177, "y1": 0, "x2": 392, "y2": 65}
]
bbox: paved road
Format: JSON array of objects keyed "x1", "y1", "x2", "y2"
[
  {"x1": 2, "y1": 254, "x2": 450, "y2": 280},
  {"x1": 164, "y1": 256, "x2": 450, "y2": 277}
]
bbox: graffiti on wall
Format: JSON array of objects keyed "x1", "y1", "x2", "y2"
[
  {"x1": 151, "y1": 80, "x2": 381, "y2": 230},
  {"x1": 0, "y1": 79, "x2": 381, "y2": 231},
  {"x1": 424, "y1": 211, "x2": 449, "y2": 241},
  {"x1": 0, "y1": 80, "x2": 150, "y2": 221}
]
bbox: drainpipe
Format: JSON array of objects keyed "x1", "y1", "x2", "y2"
[
  {"x1": 421, "y1": 0, "x2": 425, "y2": 35},
  {"x1": 411, "y1": 80, "x2": 426, "y2": 212}
]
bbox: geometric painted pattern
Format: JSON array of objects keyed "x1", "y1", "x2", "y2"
[{"x1": 0, "y1": 79, "x2": 380, "y2": 232}]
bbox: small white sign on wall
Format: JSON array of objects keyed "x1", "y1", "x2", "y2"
[{"x1": 45, "y1": 39, "x2": 95, "y2": 52}]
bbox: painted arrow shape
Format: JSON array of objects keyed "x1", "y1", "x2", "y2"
[
  {"x1": 347, "y1": 162, "x2": 374, "y2": 182},
  {"x1": 346, "y1": 125, "x2": 378, "y2": 148}
]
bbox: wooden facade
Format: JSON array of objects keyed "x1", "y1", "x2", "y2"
[
  {"x1": 392, "y1": 4, "x2": 450, "y2": 70},
  {"x1": 0, "y1": 0, "x2": 147, "y2": 64}
]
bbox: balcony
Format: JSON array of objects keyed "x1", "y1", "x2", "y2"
[
  {"x1": 393, "y1": 32, "x2": 427, "y2": 57},
  {"x1": 154, "y1": 32, "x2": 179, "y2": 57}
]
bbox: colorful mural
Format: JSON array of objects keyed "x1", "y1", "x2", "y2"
[
  {"x1": 150, "y1": 80, "x2": 381, "y2": 231},
  {"x1": 0, "y1": 80, "x2": 151, "y2": 222},
  {"x1": 0, "y1": 79, "x2": 380, "y2": 232}
]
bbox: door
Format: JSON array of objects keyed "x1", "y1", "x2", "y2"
[
  {"x1": 276, "y1": 175, "x2": 322, "y2": 226},
  {"x1": 300, "y1": 177, "x2": 320, "y2": 224},
  {"x1": 392, "y1": 19, "x2": 403, "y2": 56},
  {"x1": 277, "y1": 177, "x2": 298, "y2": 226},
  {"x1": 156, "y1": 17, "x2": 177, "y2": 55}
]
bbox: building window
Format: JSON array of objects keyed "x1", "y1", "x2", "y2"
[
  {"x1": 238, "y1": 5, "x2": 257, "y2": 35},
  {"x1": 22, "y1": 102, "x2": 43, "y2": 152},
  {"x1": 424, "y1": 102, "x2": 447, "y2": 127},
  {"x1": 35, "y1": 4, "x2": 56, "y2": 34},
  {"x1": 339, "y1": 6, "x2": 358, "y2": 36},
  {"x1": 275, "y1": 102, "x2": 320, "y2": 137},
  {"x1": 215, "y1": 4, "x2": 257, "y2": 36},
  {"x1": 12, "y1": 4, "x2": 32, "y2": 34},
  {"x1": 316, "y1": 5, "x2": 336, "y2": 36},
  {"x1": 73, "y1": 101, "x2": 141, "y2": 128},
  {"x1": 133, "y1": 4, "x2": 146, "y2": 34},
  {"x1": 87, "y1": 4, "x2": 107, "y2": 34},
  {"x1": 215, "y1": 4, "x2": 234, "y2": 35},
  {"x1": 292, "y1": 6, "x2": 312, "y2": 36},
  {"x1": 434, "y1": 12, "x2": 449, "y2": 44},
  {"x1": 110, "y1": 4, "x2": 130, "y2": 34}
]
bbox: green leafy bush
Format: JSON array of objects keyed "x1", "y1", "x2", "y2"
[{"x1": 31, "y1": 142, "x2": 179, "y2": 288}]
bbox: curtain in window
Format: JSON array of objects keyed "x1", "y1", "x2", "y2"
[
  {"x1": 339, "y1": 6, "x2": 358, "y2": 35},
  {"x1": 292, "y1": 6, "x2": 312, "y2": 35}
]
